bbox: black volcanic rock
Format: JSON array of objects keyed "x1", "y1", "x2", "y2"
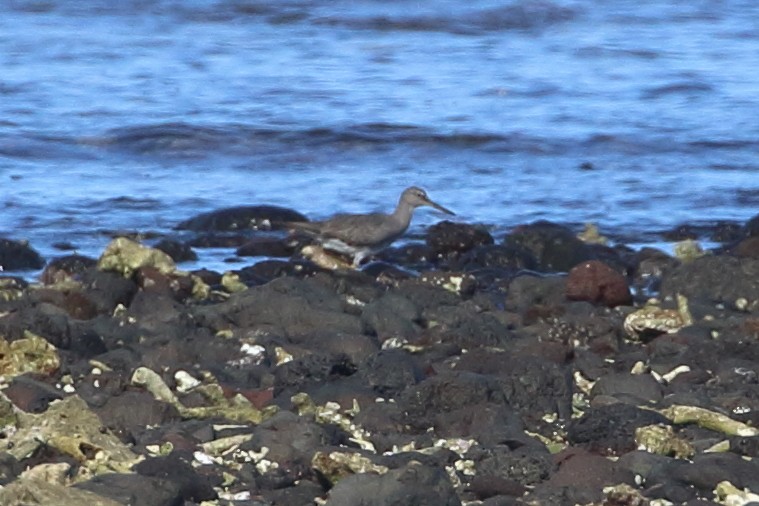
[{"x1": 176, "y1": 205, "x2": 307, "y2": 231}]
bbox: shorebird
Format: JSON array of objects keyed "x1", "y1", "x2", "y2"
[{"x1": 287, "y1": 186, "x2": 455, "y2": 268}]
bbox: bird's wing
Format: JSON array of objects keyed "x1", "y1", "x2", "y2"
[{"x1": 321, "y1": 213, "x2": 404, "y2": 246}]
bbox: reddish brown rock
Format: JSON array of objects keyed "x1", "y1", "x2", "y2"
[{"x1": 566, "y1": 260, "x2": 632, "y2": 307}]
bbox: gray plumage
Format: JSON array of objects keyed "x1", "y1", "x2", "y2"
[{"x1": 288, "y1": 186, "x2": 454, "y2": 267}]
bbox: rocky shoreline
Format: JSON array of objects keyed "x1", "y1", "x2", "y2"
[{"x1": 1, "y1": 208, "x2": 759, "y2": 506}]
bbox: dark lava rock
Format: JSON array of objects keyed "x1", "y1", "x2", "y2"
[
  {"x1": 399, "y1": 372, "x2": 523, "y2": 439},
  {"x1": 187, "y1": 233, "x2": 249, "y2": 248},
  {"x1": 731, "y1": 236, "x2": 759, "y2": 258},
  {"x1": 31, "y1": 287, "x2": 100, "y2": 320},
  {"x1": 3, "y1": 376, "x2": 63, "y2": 413},
  {"x1": 0, "y1": 453, "x2": 21, "y2": 486},
  {"x1": 537, "y1": 447, "x2": 635, "y2": 504},
  {"x1": 567, "y1": 403, "x2": 669, "y2": 455},
  {"x1": 273, "y1": 352, "x2": 357, "y2": 396},
  {"x1": 361, "y1": 292, "x2": 421, "y2": 340},
  {"x1": 504, "y1": 221, "x2": 595, "y2": 273},
  {"x1": 456, "y1": 243, "x2": 538, "y2": 272},
  {"x1": 359, "y1": 349, "x2": 424, "y2": 397},
  {"x1": 263, "y1": 479, "x2": 324, "y2": 506},
  {"x1": 422, "y1": 306, "x2": 514, "y2": 349},
  {"x1": 504, "y1": 273, "x2": 568, "y2": 311},
  {"x1": 236, "y1": 236, "x2": 295, "y2": 257},
  {"x1": 78, "y1": 268, "x2": 139, "y2": 314},
  {"x1": 39, "y1": 254, "x2": 97, "y2": 285},
  {"x1": 746, "y1": 212, "x2": 759, "y2": 237},
  {"x1": 326, "y1": 461, "x2": 460, "y2": 506},
  {"x1": 74, "y1": 472, "x2": 183, "y2": 506},
  {"x1": 565, "y1": 260, "x2": 632, "y2": 307},
  {"x1": 425, "y1": 221, "x2": 494, "y2": 256},
  {"x1": 134, "y1": 454, "x2": 217, "y2": 502},
  {"x1": 472, "y1": 446, "x2": 554, "y2": 486},
  {"x1": 669, "y1": 452, "x2": 759, "y2": 492},
  {"x1": 455, "y1": 349, "x2": 573, "y2": 423},
  {"x1": 176, "y1": 205, "x2": 307, "y2": 232},
  {"x1": 243, "y1": 411, "x2": 334, "y2": 483},
  {"x1": 193, "y1": 276, "x2": 361, "y2": 337},
  {"x1": 0, "y1": 238, "x2": 45, "y2": 271},
  {"x1": 661, "y1": 223, "x2": 703, "y2": 241},
  {"x1": 378, "y1": 242, "x2": 438, "y2": 267},
  {"x1": 0, "y1": 301, "x2": 72, "y2": 349},
  {"x1": 94, "y1": 391, "x2": 183, "y2": 442},
  {"x1": 236, "y1": 259, "x2": 315, "y2": 286},
  {"x1": 660, "y1": 255, "x2": 759, "y2": 310},
  {"x1": 153, "y1": 239, "x2": 197, "y2": 262},
  {"x1": 589, "y1": 372, "x2": 663, "y2": 404}
]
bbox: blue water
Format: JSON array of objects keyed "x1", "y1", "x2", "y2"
[{"x1": 2, "y1": 1, "x2": 759, "y2": 274}]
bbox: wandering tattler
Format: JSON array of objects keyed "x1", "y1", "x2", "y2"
[{"x1": 287, "y1": 186, "x2": 455, "y2": 267}]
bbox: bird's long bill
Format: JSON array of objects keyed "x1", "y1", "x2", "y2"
[{"x1": 426, "y1": 198, "x2": 455, "y2": 216}]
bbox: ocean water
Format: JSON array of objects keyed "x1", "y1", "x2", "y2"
[{"x1": 2, "y1": 0, "x2": 758, "y2": 275}]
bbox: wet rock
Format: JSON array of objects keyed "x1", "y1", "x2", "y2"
[
  {"x1": 375, "y1": 243, "x2": 436, "y2": 268},
  {"x1": 39, "y1": 254, "x2": 97, "y2": 285},
  {"x1": 237, "y1": 259, "x2": 319, "y2": 285},
  {"x1": 187, "y1": 233, "x2": 248, "y2": 248},
  {"x1": 176, "y1": 205, "x2": 307, "y2": 231},
  {"x1": 153, "y1": 239, "x2": 197, "y2": 262},
  {"x1": 565, "y1": 260, "x2": 632, "y2": 307},
  {"x1": 325, "y1": 461, "x2": 460, "y2": 506},
  {"x1": 456, "y1": 243, "x2": 538, "y2": 272},
  {"x1": 504, "y1": 221, "x2": 595, "y2": 272},
  {"x1": 418, "y1": 271, "x2": 477, "y2": 297},
  {"x1": 0, "y1": 238, "x2": 45, "y2": 271},
  {"x1": 236, "y1": 236, "x2": 295, "y2": 257},
  {"x1": 190, "y1": 268, "x2": 222, "y2": 288},
  {"x1": 425, "y1": 221, "x2": 494, "y2": 256},
  {"x1": 662, "y1": 223, "x2": 704, "y2": 241}
]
